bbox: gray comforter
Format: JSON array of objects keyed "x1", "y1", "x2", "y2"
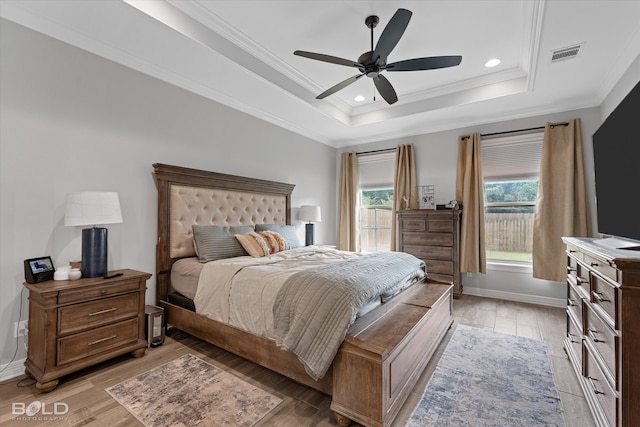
[{"x1": 273, "y1": 251, "x2": 425, "y2": 380}]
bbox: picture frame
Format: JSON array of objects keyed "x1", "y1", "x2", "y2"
[
  {"x1": 418, "y1": 185, "x2": 436, "y2": 209},
  {"x1": 24, "y1": 256, "x2": 55, "y2": 284}
]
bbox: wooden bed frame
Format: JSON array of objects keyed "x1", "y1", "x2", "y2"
[{"x1": 153, "y1": 163, "x2": 453, "y2": 426}]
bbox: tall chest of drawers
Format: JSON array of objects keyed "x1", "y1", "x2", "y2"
[
  {"x1": 562, "y1": 237, "x2": 640, "y2": 427},
  {"x1": 23, "y1": 269, "x2": 151, "y2": 391},
  {"x1": 397, "y1": 209, "x2": 461, "y2": 297}
]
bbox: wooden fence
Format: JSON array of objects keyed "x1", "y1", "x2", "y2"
[{"x1": 484, "y1": 212, "x2": 535, "y2": 253}]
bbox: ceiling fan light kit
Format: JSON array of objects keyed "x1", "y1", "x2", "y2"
[{"x1": 294, "y1": 8, "x2": 462, "y2": 105}]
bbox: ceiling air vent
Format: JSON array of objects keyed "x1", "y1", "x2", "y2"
[{"x1": 551, "y1": 44, "x2": 583, "y2": 63}]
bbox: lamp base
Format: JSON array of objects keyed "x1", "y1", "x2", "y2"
[
  {"x1": 82, "y1": 227, "x2": 108, "y2": 278},
  {"x1": 305, "y1": 223, "x2": 315, "y2": 246}
]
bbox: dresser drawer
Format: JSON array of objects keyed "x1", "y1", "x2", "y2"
[
  {"x1": 399, "y1": 217, "x2": 454, "y2": 233},
  {"x1": 574, "y1": 260, "x2": 592, "y2": 298},
  {"x1": 402, "y1": 232, "x2": 453, "y2": 247},
  {"x1": 584, "y1": 254, "x2": 617, "y2": 283},
  {"x1": 57, "y1": 317, "x2": 139, "y2": 366},
  {"x1": 58, "y1": 293, "x2": 139, "y2": 335},
  {"x1": 566, "y1": 311, "x2": 583, "y2": 372},
  {"x1": 585, "y1": 303, "x2": 618, "y2": 386},
  {"x1": 58, "y1": 279, "x2": 141, "y2": 305},
  {"x1": 567, "y1": 281, "x2": 583, "y2": 326},
  {"x1": 584, "y1": 344, "x2": 618, "y2": 427},
  {"x1": 590, "y1": 273, "x2": 619, "y2": 329},
  {"x1": 404, "y1": 245, "x2": 453, "y2": 260},
  {"x1": 425, "y1": 259, "x2": 453, "y2": 275}
]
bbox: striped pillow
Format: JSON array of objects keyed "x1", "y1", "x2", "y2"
[
  {"x1": 192, "y1": 225, "x2": 254, "y2": 263},
  {"x1": 235, "y1": 232, "x2": 272, "y2": 257}
]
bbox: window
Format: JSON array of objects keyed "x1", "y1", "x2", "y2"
[
  {"x1": 482, "y1": 132, "x2": 543, "y2": 263},
  {"x1": 358, "y1": 152, "x2": 395, "y2": 252},
  {"x1": 360, "y1": 188, "x2": 394, "y2": 252}
]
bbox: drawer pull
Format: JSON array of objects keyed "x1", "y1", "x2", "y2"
[
  {"x1": 587, "y1": 328, "x2": 605, "y2": 343},
  {"x1": 88, "y1": 307, "x2": 117, "y2": 317},
  {"x1": 576, "y1": 276, "x2": 589, "y2": 285},
  {"x1": 87, "y1": 335, "x2": 116, "y2": 346},
  {"x1": 591, "y1": 262, "x2": 599, "y2": 267},
  {"x1": 567, "y1": 298, "x2": 577, "y2": 307},
  {"x1": 568, "y1": 333, "x2": 580, "y2": 344},
  {"x1": 592, "y1": 292, "x2": 610, "y2": 303},
  {"x1": 567, "y1": 266, "x2": 576, "y2": 273},
  {"x1": 587, "y1": 377, "x2": 604, "y2": 395}
]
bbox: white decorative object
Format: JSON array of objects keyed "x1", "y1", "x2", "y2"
[
  {"x1": 69, "y1": 268, "x2": 82, "y2": 280},
  {"x1": 418, "y1": 185, "x2": 435, "y2": 209}
]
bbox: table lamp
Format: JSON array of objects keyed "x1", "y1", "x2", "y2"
[
  {"x1": 299, "y1": 205, "x2": 321, "y2": 246},
  {"x1": 64, "y1": 192, "x2": 122, "y2": 278}
]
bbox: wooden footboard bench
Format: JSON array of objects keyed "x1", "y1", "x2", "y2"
[{"x1": 332, "y1": 280, "x2": 453, "y2": 427}]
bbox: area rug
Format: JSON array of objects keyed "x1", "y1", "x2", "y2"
[
  {"x1": 106, "y1": 354, "x2": 282, "y2": 426},
  {"x1": 406, "y1": 324, "x2": 565, "y2": 426}
]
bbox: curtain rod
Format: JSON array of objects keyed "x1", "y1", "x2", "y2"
[
  {"x1": 461, "y1": 121, "x2": 569, "y2": 139},
  {"x1": 355, "y1": 148, "x2": 396, "y2": 156}
]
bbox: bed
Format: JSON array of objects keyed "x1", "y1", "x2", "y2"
[{"x1": 153, "y1": 163, "x2": 453, "y2": 427}]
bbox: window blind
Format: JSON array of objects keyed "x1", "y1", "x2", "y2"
[
  {"x1": 358, "y1": 152, "x2": 395, "y2": 189},
  {"x1": 481, "y1": 132, "x2": 544, "y2": 181}
]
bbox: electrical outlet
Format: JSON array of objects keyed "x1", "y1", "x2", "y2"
[{"x1": 14, "y1": 320, "x2": 28, "y2": 338}]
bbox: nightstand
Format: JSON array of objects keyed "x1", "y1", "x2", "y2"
[{"x1": 23, "y1": 269, "x2": 151, "y2": 392}]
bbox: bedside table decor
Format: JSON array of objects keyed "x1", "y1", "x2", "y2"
[
  {"x1": 64, "y1": 192, "x2": 123, "y2": 278},
  {"x1": 23, "y1": 269, "x2": 151, "y2": 392}
]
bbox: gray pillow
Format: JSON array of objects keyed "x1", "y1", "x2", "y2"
[
  {"x1": 255, "y1": 224, "x2": 302, "y2": 249},
  {"x1": 192, "y1": 225, "x2": 254, "y2": 262}
]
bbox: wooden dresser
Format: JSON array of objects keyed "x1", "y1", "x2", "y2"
[
  {"x1": 23, "y1": 269, "x2": 151, "y2": 391},
  {"x1": 562, "y1": 237, "x2": 640, "y2": 427},
  {"x1": 397, "y1": 209, "x2": 461, "y2": 297}
]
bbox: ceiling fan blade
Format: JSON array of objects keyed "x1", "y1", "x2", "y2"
[
  {"x1": 373, "y1": 74, "x2": 398, "y2": 104},
  {"x1": 316, "y1": 74, "x2": 364, "y2": 99},
  {"x1": 372, "y1": 9, "x2": 412, "y2": 65},
  {"x1": 386, "y1": 55, "x2": 462, "y2": 71},
  {"x1": 294, "y1": 50, "x2": 362, "y2": 68}
]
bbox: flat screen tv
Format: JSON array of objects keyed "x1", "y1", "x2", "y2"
[{"x1": 592, "y1": 79, "x2": 640, "y2": 249}]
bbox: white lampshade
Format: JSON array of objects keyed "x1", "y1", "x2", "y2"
[
  {"x1": 64, "y1": 192, "x2": 123, "y2": 226},
  {"x1": 299, "y1": 205, "x2": 321, "y2": 223}
]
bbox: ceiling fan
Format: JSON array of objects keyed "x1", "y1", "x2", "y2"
[{"x1": 294, "y1": 8, "x2": 462, "y2": 105}]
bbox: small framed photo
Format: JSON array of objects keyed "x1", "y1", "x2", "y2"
[
  {"x1": 418, "y1": 185, "x2": 436, "y2": 209},
  {"x1": 24, "y1": 256, "x2": 55, "y2": 284}
]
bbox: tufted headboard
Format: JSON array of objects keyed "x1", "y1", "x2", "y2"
[{"x1": 153, "y1": 163, "x2": 294, "y2": 303}]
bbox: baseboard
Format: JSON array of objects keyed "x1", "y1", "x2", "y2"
[
  {"x1": 463, "y1": 287, "x2": 565, "y2": 308},
  {"x1": 0, "y1": 358, "x2": 26, "y2": 382}
]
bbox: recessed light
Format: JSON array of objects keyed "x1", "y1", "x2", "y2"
[
  {"x1": 354, "y1": 95, "x2": 365, "y2": 102},
  {"x1": 485, "y1": 58, "x2": 501, "y2": 68}
]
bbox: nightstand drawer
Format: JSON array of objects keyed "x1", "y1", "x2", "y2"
[
  {"x1": 58, "y1": 278, "x2": 141, "y2": 305},
  {"x1": 58, "y1": 293, "x2": 139, "y2": 335},
  {"x1": 404, "y1": 245, "x2": 453, "y2": 260},
  {"x1": 57, "y1": 317, "x2": 139, "y2": 366},
  {"x1": 402, "y1": 232, "x2": 453, "y2": 246}
]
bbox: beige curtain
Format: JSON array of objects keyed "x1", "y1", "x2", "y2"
[
  {"x1": 456, "y1": 133, "x2": 486, "y2": 273},
  {"x1": 391, "y1": 144, "x2": 417, "y2": 250},
  {"x1": 533, "y1": 118, "x2": 591, "y2": 282},
  {"x1": 337, "y1": 152, "x2": 360, "y2": 251}
]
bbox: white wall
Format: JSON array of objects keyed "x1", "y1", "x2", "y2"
[
  {"x1": 340, "y1": 107, "x2": 603, "y2": 307},
  {"x1": 0, "y1": 20, "x2": 337, "y2": 376}
]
